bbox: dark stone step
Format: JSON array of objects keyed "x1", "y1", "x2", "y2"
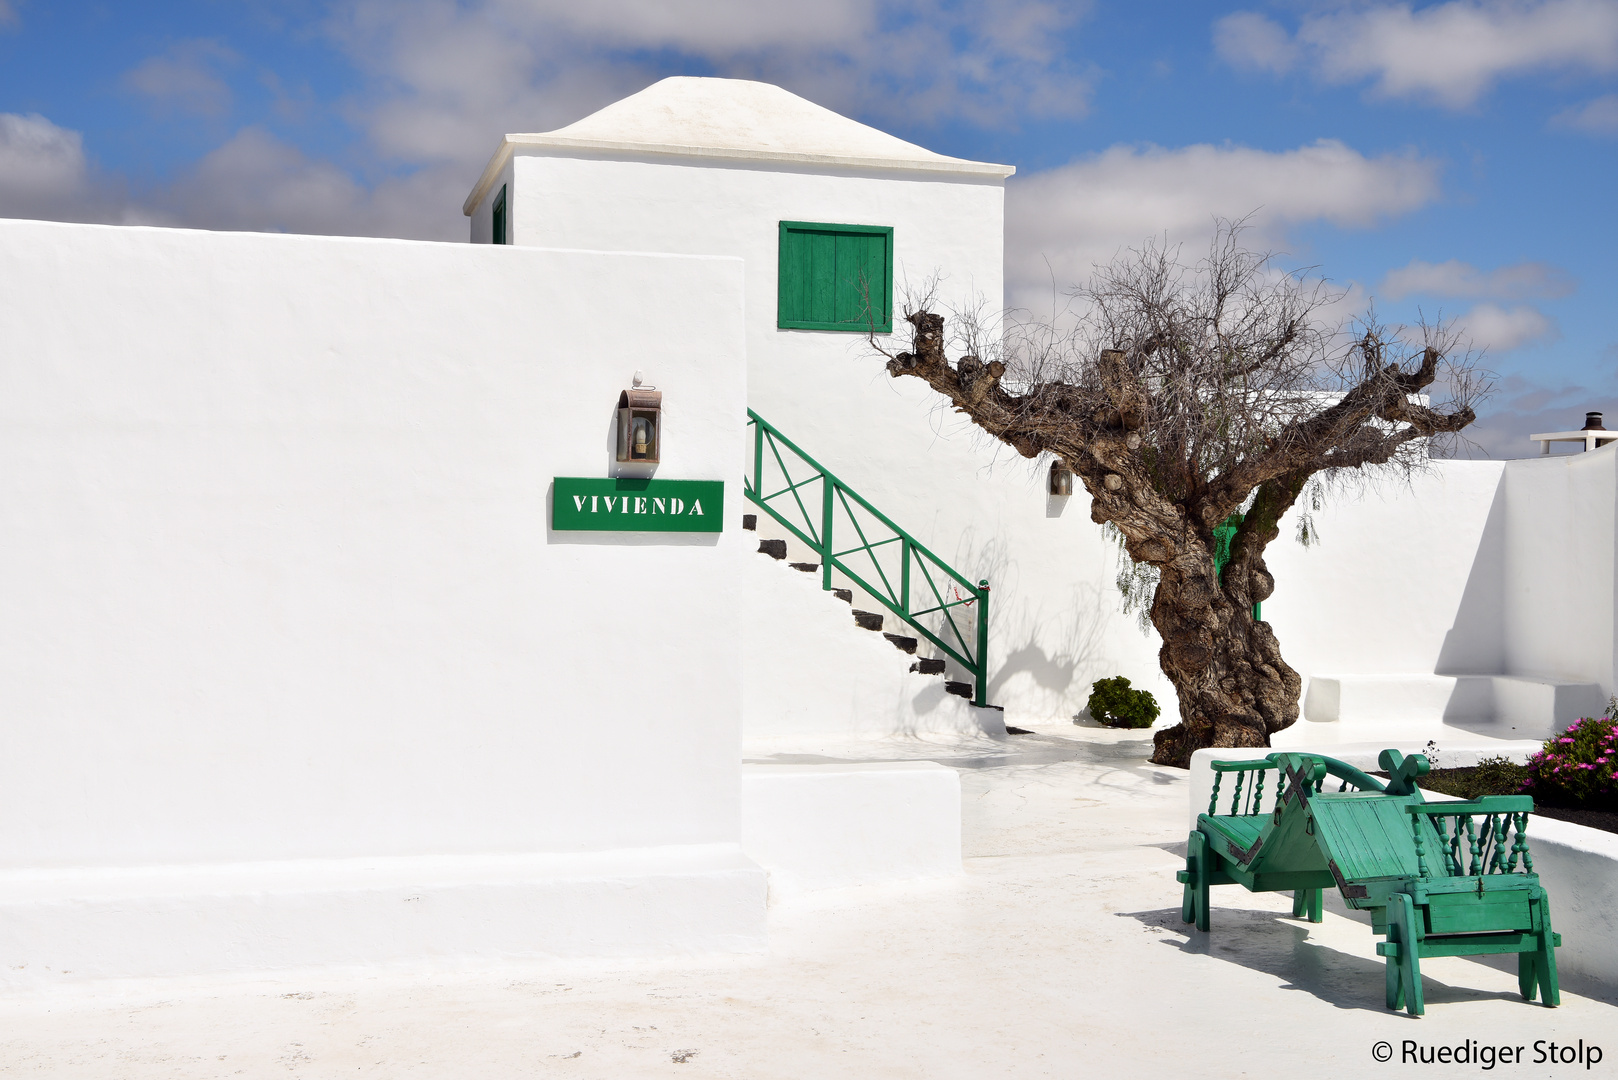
[
  {"x1": 945, "y1": 681, "x2": 973, "y2": 699},
  {"x1": 742, "y1": 514, "x2": 757, "y2": 531},
  {"x1": 789, "y1": 562, "x2": 818, "y2": 573},
  {"x1": 832, "y1": 588, "x2": 853, "y2": 604},
  {"x1": 1005, "y1": 726, "x2": 1034, "y2": 735},
  {"x1": 758, "y1": 539, "x2": 787, "y2": 560},
  {"x1": 910, "y1": 658, "x2": 946, "y2": 675},
  {"x1": 852, "y1": 610, "x2": 883, "y2": 632},
  {"x1": 883, "y1": 633, "x2": 918, "y2": 654}
]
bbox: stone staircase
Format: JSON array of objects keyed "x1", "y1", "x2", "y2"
[{"x1": 746, "y1": 515, "x2": 982, "y2": 703}]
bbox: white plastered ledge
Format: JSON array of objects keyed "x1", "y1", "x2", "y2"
[
  {"x1": 463, "y1": 77, "x2": 1014, "y2": 215},
  {"x1": 0, "y1": 845, "x2": 767, "y2": 986}
]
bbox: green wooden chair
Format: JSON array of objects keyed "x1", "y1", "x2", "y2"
[{"x1": 1177, "y1": 749, "x2": 1561, "y2": 1016}]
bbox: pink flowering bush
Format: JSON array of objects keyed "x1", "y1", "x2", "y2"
[{"x1": 1522, "y1": 715, "x2": 1618, "y2": 811}]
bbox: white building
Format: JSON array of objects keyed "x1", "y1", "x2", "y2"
[{"x1": 0, "y1": 76, "x2": 1613, "y2": 984}]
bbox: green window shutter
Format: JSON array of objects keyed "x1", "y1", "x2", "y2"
[
  {"x1": 492, "y1": 185, "x2": 507, "y2": 246},
  {"x1": 778, "y1": 221, "x2": 892, "y2": 332}
]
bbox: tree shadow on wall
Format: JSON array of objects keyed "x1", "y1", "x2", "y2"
[{"x1": 941, "y1": 527, "x2": 1118, "y2": 716}]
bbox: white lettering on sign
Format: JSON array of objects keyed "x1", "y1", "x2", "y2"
[
  {"x1": 670, "y1": 498, "x2": 685, "y2": 515},
  {"x1": 652, "y1": 498, "x2": 666, "y2": 514},
  {"x1": 689, "y1": 500, "x2": 704, "y2": 516},
  {"x1": 603, "y1": 496, "x2": 617, "y2": 513},
  {"x1": 634, "y1": 496, "x2": 648, "y2": 514},
  {"x1": 573, "y1": 495, "x2": 587, "y2": 511}
]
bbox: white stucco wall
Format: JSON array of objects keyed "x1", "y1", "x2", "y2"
[
  {"x1": 483, "y1": 148, "x2": 1172, "y2": 726},
  {"x1": 1501, "y1": 446, "x2": 1618, "y2": 690},
  {"x1": 1264, "y1": 461, "x2": 1508, "y2": 684},
  {"x1": 1263, "y1": 452, "x2": 1616, "y2": 734},
  {"x1": 0, "y1": 219, "x2": 760, "y2": 974}
]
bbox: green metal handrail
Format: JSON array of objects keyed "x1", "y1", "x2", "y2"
[{"x1": 744, "y1": 409, "x2": 991, "y2": 707}]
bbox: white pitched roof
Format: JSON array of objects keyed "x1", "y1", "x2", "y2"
[{"x1": 463, "y1": 77, "x2": 1013, "y2": 215}]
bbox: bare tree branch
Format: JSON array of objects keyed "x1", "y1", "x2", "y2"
[{"x1": 871, "y1": 221, "x2": 1487, "y2": 766}]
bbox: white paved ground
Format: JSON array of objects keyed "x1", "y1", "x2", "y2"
[{"x1": 3, "y1": 724, "x2": 1613, "y2": 1078}]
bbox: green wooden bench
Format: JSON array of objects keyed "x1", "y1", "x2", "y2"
[{"x1": 1177, "y1": 749, "x2": 1561, "y2": 1016}]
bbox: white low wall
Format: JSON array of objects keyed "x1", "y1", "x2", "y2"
[
  {"x1": 0, "y1": 219, "x2": 762, "y2": 977},
  {"x1": 740, "y1": 762, "x2": 962, "y2": 894},
  {"x1": 0, "y1": 845, "x2": 766, "y2": 985},
  {"x1": 1528, "y1": 818, "x2": 1618, "y2": 991},
  {"x1": 1301, "y1": 674, "x2": 1603, "y2": 741}
]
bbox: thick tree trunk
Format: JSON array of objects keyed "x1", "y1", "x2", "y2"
[
  {"x1": 1147, "y1": 588, "x2": 1301, "y2": 767},
  {"x1": 1145, "y1": 524, "x2": 1302, "y2": 768}
]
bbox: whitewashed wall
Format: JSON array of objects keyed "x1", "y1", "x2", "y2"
[
  {"x1": 481, "y1": 150, "x2": 1174, "y2": 726},
  {"x1": 0, "y1": 219, "x2": 760, "y2": 977},
  {"x1": 1501, "y1": 447, "x2": 1618, "y2": 690},
  {"x1": 1264, "y1": 451, "x2": 1615, "y2": 733},
  {"x1": 1265, "y1": 461, "x2": 1508, "y2": 682}
]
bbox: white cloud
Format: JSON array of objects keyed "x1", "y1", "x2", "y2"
[
  {"x1": 1005, "y1": 139, "x2": 1442, "y2": 307},
  {"x1": 1380, "y1": 258, "x2": 1575, "y2": 300},
  {"x1": 124, "y1": 40, "x2": 238, "y2": 117},
  {"x1": 330, "y1": 0, "x2": 1095, "y2": 170},
  {"x1": 1213, "y1": 12, "x2": 1299, "y2": 74},
  {"x1": 1458, "y1": 374, "x2": 1618, "y2": 456},
  {"x1": 8, "y1": 0, "x2": 1095, "y2": 243},
  {"x1": 1216, "y1": 1, "x2": 1618, "y2": 108},
  {"x1": 1553, "y1": 92, "x2": 1618, "y2": 131},
  {"x1": 0, "y1": 112, "x2": 106, "y2": 221},
  {"x1": 157, "y1": 128, "x2": 466, "y2": 240},
  {"x1": 1451, "y1": 302, "x2": 1558, "y2": 351}
]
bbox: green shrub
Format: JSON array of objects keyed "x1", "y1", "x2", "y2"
[
  {"x1": 1419, "y1": 756, "x2": 1529, "y2": 800},
  {"x1": 1086, "y1": 676, "x2": 1160, "y2": 729},
  {"x1": 1523, "y1": 715, "x2": 1618, "y2": 811}
]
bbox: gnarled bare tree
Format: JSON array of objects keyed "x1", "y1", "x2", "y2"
[{"x1": 872, "y1": 226, "x2": 1486, "y2": 767}]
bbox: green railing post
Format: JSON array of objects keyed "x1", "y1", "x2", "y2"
[
  {"x1": 900, "y1": 537, "x2": 911, "y2": 614},
  {"x1": 752, "y1": 415, "x2": 763, "y2": 498},
  {"x1": 974, "y1": 579, "x2": 990, "y2": 707},
  {"x1": 821, "y1": 470, "x2": 834, "y2": 591}
]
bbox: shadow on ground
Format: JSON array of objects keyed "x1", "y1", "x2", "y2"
[{"x1": 1119, "y1": 906, "x2": 1532, "y2": 1017}]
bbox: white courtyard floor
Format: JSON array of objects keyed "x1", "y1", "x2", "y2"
[{"x1": 3, "y1": 723, "x2": 1614, "y2": 1078}]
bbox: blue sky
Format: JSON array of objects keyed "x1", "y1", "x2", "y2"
[{"x1": 2, "y1": 0, "x2": 1614, "y2": 456}]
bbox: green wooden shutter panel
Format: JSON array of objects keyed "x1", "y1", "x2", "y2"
[
  {"x1": 493, "y1": 185, "x2": 507, "y2": 246},
  {"x1": 778, "y1": 222, "x2": 892, "y2": 332}
]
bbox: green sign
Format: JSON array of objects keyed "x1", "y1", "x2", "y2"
[{"x1": 552, "y1": 477, "x2": 724, "y2": 533}]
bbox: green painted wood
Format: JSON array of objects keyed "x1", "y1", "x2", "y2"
[
  {"x1": 1310, "y1": 797, "x2": 1422, "y2": 880},
  {"x1": 552, "y1": 477, "x2": 724, "y2": 532},
  {"x1": 492, "y1": 184, "x2": 507, "y2": 245},
  {"x1": 1184, "y1": 749, "x2": 1564, "y2": 1014},
  {"x1": 777, "y1": 221, "x2": 894, "y2": 332}
]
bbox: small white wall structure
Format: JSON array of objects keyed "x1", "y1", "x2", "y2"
[
  {"x1": 0, "y1": 219, "x2": 764, "y2": 981},
  {"x1": 740, "y1": 762, "x2": 962, "y2": 894},
  {"x1": 1266, "y1": 453, "x2": 1615, "y2": 741},
  {"x1": 467, "y1": 77, "x2": 1176, "y2": 731}
]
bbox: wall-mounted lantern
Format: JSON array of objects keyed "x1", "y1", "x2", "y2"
[
  {"x1": 616, "y1": 374, "x2": 662, "y2": 464},
  {"x1": 1049, "y1": 462, "x2": 1074, "y2": 496}
]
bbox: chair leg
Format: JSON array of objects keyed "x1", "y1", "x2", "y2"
[
  {"x1": 1179, "y1": 831, "x2": 1211, "y2": 932},
  {"x1": 1532, "y1": 894, "x2": 1561, "y2": 1008},
  {"x1": 1518, "y1": 950, "x2": 1538, "y2": 1002},
  {"x1": 1384, "y1": 893, "x2": 1424, "y2": 1017},
  {"x1": 1292, "y1": 888, "x2": 1322, "y2": 923}
]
